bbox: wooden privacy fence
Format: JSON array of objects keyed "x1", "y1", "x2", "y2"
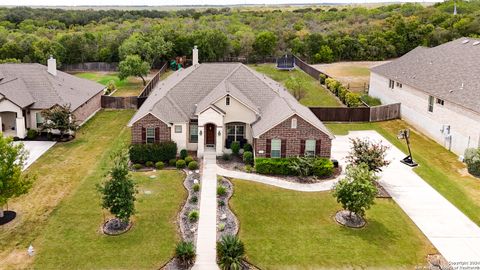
[
  {"x1": 293, "y1": 55, "x2": 324, "y2": 80},
  {"x1": 310, "y1": 103, "x2": 401, "y2": 122},
  {"x1": 61, "y1": 62, "x2": 118, "y2": 72},
  {"x1": 101, "y1": 96, "x2": 137, "y2": 109},
  {"x1": 137, "y1": 63, "x2": 167, "y2": 108}
]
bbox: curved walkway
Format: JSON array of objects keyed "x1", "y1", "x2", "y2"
[{"x1": 216, "y1": 166, "x2": 341, "y2": 192}]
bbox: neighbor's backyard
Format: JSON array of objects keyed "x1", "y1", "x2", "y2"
[
  {"x1": 250, "y1": 64, "x2": 342, "y2": 107},
  {"x1": 230, "y1": 180, "x2": 435, "y2": 269},
  {"x1": 326, "y1": 120, "x2": 480, "y2": 226},
  {"x1": 0, "y1": 110, "x2": 186, "y2": 269}
]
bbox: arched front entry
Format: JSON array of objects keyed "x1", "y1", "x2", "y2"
[{"x1": 205, "y1": 123, "x2": 216, "y2": 147}]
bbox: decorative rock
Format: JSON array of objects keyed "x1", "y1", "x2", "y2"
[
  {"x1": 220, "y1": 213, "x2": 227, "y2": 220},
  {"x1": 149, "y1": 175, "x2": 156, "y2": 179},
  {"x1": 144, "y1": 190, "x2": 152, "y2": 195},
  {"x1": 195, "y1": 170, "x2": 200, "y2": 173},
  {"x1": 188, "y1": 171, "x2": 193, "y2": 175},
  {"x1": 190, "y1": 227, "x2": 196, "y2": 233},
  {"x1": 193, "y1": 179, "x2": 199, "y2": 185}
]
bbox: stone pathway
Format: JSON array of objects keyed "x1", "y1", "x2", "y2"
[{"x1": 192, "y1": 149, "x2": 220, "y2": 270}]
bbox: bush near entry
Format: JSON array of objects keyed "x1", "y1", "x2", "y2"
[
  {"x1": 129, "y1": 141, "x2": 177, "y2": 164},
  {"x1": 255, "y1": 157, "x2": 334, "y2": 177}
]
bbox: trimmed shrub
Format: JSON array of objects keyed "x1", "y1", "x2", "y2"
[
  {"x1": 245, "y1": 164, "x2": 253, "y2": 173},
  {"x1": 175, "y1": 241, "x2": 195, "y2": 267},
  {"x1": 188, "y1": 161, "x2": 199, "y2": 170},
  {"x1": 243, "y1": 143, "x2": 253, "y2": 152},
  {"x1": 217, "y1": 235, "x2": 245, "y2": 270},
  {"x1": 218, "y1": 223, "x2": 226, "y2": 231},
  {"x1": 218, "y1": 199, "x2": 225, "y2": 207},
  {"x1": 185, "y1": 156, "x2": 194, "y2": 164},
  {"x1": 361, "y1": 94, "x2": 382, "y2": 106},
  {"x1": 464, "y1": 148, "x2": 480, "y2": 177},
  {"x1": 319, "y1": 73, "x2": 327, "y2": 84},
  {"x1": 313, "y1": 158, "x2": 334, "y2": 177},
  {"x1": 337, "y1": 86, "x2": 348, "y2": 102},
  {"x1": 145, "y1": 161, "x2": 154, "y2": 167},
  {"x1": 133, "y1": 163, "x2": 142, "y2": 170},
  {"x1": 176, "y1": 159, "x2": 186, "y2": 169},
  {"x1": 345, "y1": 92, "x2": 362, "y2": 107},
  {"x1": 169, "y1": 159, "x2": 177, "y2": 167},
  {"x1": 255, "y1": 158, "x2": 297, "y2": 175},
  {"x1": 155, "y1": 161, "x2": 164, "y2": 170},
  {"x1": 231, "y1": 141, "x2": 240, "y2": 155},
  {"x1": 190, "y1": 196, "x2": 198, "y2": 204},
  {"x1": 180, "y1": 149, "x2": 188, "y2": 160},
  {"x1": 217, "y1": 186, "x2": 227, "y2": 197},
  {"x1": 188, "y1": 210, "x2": 199, "y2": 222},
  {"x1": 129, "y1": 141, "x2": 177, "y2": 164},
  {"x1": 27, "y1": 129, "x2": 38, "y2": 140},
  {"x1": 222, "y1": 153, "x2": 231, "y2": 161},
  {"x1": 192, "y1": 183, "x2": 200, "y2": 192},
  {"x1": 243, "y1": 151, "x2": 253, "y2": 165}
]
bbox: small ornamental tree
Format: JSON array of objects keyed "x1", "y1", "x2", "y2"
[
  {"x1": 464, "y1": 148, "x2": 480, "y2": 177},
  {"x1": 0, "y1": 134, "x2": 33, "y2": 218},
  {"x1": 285, "y1": 77, "x2": 307, "y2": 101},
  {"x1": 346, "y1": 138, "x2": 390, "y2": 173},
  {"x1": 41, "y1": 104, "x2": 79, "y2": 139},
  {"x1": 97, "y1": 148, "x2": 137, "y2": 227},
  {"x1": 333, "y1": 164, "x2": 378, "y2": 220},
  {"x1": 118, "y1": 54, "x2": 150, "y2": 86}
]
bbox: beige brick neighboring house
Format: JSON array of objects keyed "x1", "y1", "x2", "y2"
[
  {"x1": 128, "y1": 47, "x2": 333, "y2": 158},
  {"x1": 0, "y1": 57, "x2": 105, "y2": 138},
  {"x1": 369, "y1": 37, "x2": 480, "y2": 156}
]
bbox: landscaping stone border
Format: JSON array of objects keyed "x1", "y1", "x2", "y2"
[
  {"x1": 216, "y1": 177, "x2": 239, "y2": 240},
  {"x1": 179, "y1": 169, "x2": 201, "y2": 243},
  {"x1": 0, "y1": 211, "x2": 17, "y2": 226},
  {"x1": 334, "y1": 210, "x2": 366, "y2": 228},
  {"x1": 101, "y1": 218, "x2": 133, "y2": 236}
]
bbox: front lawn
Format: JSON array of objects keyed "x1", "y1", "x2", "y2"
[
  {"x1": 73, "y1": 72, "x2": 145, "y2": 97},
  {"x1": 249, "y1": 64, "x2": 341, "y2": 107},
  {"x1": 0, "y1": 110, "x2": 134, "y2": 269},
  {"x1": 34, "y1": 170, "x2": 186, "y2": 269},
  {"x1": 326, "y1": 120, "x2": 480, "y2": 226},
  {"x1": 230, "y1": 180, "x2": 435, "y2": 269}
]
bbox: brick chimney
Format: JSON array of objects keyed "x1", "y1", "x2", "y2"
[
  {"x1": 192, "y1": 46, "x2": 199, "y2": 66},
  {"x1": 47, "y1": 56, "x2": 57, "y2": 76}
]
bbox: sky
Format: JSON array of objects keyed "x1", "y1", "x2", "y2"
[{"x1": 0, "y1": 0, "x2": 441, "y2": 6}]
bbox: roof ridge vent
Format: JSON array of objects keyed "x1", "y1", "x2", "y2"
[{"x1": 462, "y1": 39, "x2": 470, "y2": 44}]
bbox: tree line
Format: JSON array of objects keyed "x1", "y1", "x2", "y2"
[{"x1": 0, "y1": 0, "x2": 479, "y2": 67}]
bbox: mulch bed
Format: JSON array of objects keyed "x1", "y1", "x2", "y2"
[
  {"x1": 334, "y1": 210, "x2": 366, "y2": 228},
  {"x1": 217, "y1": 177, "x2": 239, "y2": 240},
  {"x1": 217, "y1": 157, "x2": 342, "y2": 184},
  {"x1": 102, "y1": 218, "x2": 132, "y2": 235},
  {"x1": 0, "y1": 211, "x2": 17, "y2": 226},
  {"x1": 179, "y1": 170, "x2": 201, "y2": 243},
  {"x1": 427, "y1": 254, "x2": 452, "y2": 270}
]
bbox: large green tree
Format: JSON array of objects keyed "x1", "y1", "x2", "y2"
[
  {"x1": 118, "y1": 54, "x2": 150, "y2": 86},
  {"x1": 0, "y1": 135, "x2": 33, "y2": 218},
  {"x1": 253, "y1": 31, "x2": 277, "y2": 59},
  {"x1": 41, "y1": 104, "x2": 79, "y2": 139}
]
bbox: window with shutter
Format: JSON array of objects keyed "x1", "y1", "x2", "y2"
[
  {"x1": 271, "y1": 139, "x2": 281, "y2": 158},
  {"x1": 305, "y1": 140, "x2": 316, "y2": 157},
  {"x1": 146, "y1": 127, "x2": 155, "y2": 143}
]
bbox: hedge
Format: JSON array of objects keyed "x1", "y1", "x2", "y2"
[
  {"x1": 255, "y1": 157, "x2": 334, "y2": 177},
  {"x1": 129, "y1": 141, "x2": 177, "y2": 164}
]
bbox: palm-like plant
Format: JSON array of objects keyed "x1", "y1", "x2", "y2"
[
  {"x1": 216, "y1": 235, "x2": 245, "y2": 270},
  {"x1": 175, "y1": 241, "x2": 195, "y2": 267}
]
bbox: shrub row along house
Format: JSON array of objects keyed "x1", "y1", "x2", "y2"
[
  {"x1": 0, "y1": 57, "x2": 105, "y2": 138},
  {"x1": 128, "y1": 47, "x2": 333, "y2": 158},
  {"x1": 369, "y1": 37, "x2": 480, "y2": 157}
]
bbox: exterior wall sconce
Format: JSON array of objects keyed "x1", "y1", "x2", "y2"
[
  {"x1": 218, "y1": 130, "x2": 221, "y2": 136},
  {"x1": 199, "y1": 130, "x2": 202, "y2": 136}
]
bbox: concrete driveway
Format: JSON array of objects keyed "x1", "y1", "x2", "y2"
[
  {"x1": 332, "y1": 131, "x2": 480, "y2": 264},
  {"x1": 14, "y1": 141, "x2": 56, "y2": 170}
]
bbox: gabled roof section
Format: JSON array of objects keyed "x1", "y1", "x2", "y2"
[
  {"x1": 0, "y1": 63, "x2": 105, "y2": 110},
  {"x1": 130, "y1": 62, "x2": 333, "y2": 138},
  {"x1": 371, "y1": 37, "x2": 480, "y2": 114}
]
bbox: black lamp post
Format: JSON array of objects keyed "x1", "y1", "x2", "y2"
[{"x1": 398, "y1": 129, "x2": 418, "y2": 167}]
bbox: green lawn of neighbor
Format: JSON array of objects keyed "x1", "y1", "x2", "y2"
[
  {"x1": 0, "y1": 110, "x2": 135, "y2": 269},
  {"x1": 230, "y1": 180, "x2": 435, "y2": 269},
  {"x1": 250, "y1": 64, "x2": 342, "y2": 107},
  {"x1": 326, "y1": 120, "x2": 480, "y2": 226},
  {"x1": 74, "y1": 72, "x2": 145, "y2": 97},
  {"x1": 34, "y1": 170, "x2": 186, "y2": 269}
]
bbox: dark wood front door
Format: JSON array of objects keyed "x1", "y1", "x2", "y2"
[{"x1": 206, "y1": 123, "x2": 215, "y2": 146}]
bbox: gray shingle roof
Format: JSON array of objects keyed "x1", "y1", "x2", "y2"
[
  {"x1": 371, "y1": 37, "x2": 480, "y2": 113},
  {"x1": 129, "y1": 63, "x2": 333, "y2": 138},
  {"x1": 0, "y1": 63, "x2": 105, "y2": 110}
]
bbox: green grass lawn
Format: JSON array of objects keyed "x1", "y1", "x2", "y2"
[
  {"x1": 74, "y1": 72, "x2": 145, "y2": 97},
  {"x1": 34, "y1": 170, "x2": 186, "y2": 269},
  {"x1": 326, "y1": 120, "x2": 480, "y2": 226},
  {"x1": 0, "y1": 110, "x2": 135, "y2": 269},
  {"x1": 249, "y1": 64, "x2": 342, "y2": 107},
  {"x1": 230, "y1": 180, "x2": 435, "y2": 269}
]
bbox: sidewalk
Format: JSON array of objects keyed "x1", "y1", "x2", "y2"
[{"x1": 192, "y1": 150, "x2": 220, "y2": 270}]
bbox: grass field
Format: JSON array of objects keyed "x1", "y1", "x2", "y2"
[
  {"x1": 326, "y1": 120, "x2": 480, "y2": 226},
  {"x1": 230, "y1": 180, "x2": 435, "y2": 269},
  {"x1": 312, "y1": 61, "x2": 389, "y2": 92},
  {"x1": 73, "y1": 72, "x2": 145, "y2": 97},
  {"x1": 250, "y1": 64, "x2": 342, "y2": 107},
  {"x1": 0, "y1": 110, "x2": 135, "y2": 269},
  {"x1": 34, "y1": 170, "x2": 186, "y2": 269}
]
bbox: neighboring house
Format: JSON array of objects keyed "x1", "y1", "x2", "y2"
[
  {"x1": 0, "y1": 57, "x2": 105, "y2": 138},
  {"x1": 128, "y1": 48, "x2": 333, "y2": 158},
  {"x1": 369, "y1": 37, "x2": 480, "y2": 156}
]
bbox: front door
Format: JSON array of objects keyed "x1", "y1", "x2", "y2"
[{"x1": 205, "y1": 123, "x2": 215, "y2": 146}]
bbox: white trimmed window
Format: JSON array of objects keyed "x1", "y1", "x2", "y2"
[
  {"x1": 35, "y1": 113, "x2": 44, "y2": 128},
  {"x1": 189, "y1": 123, "x2": 198, "y2": 143},
  {"x1": 291, "y1": 117, "x2": 297, "y2": 129},
  {"x1": 389, "y1": 80, "x2": 395, "y2": 89},
  {"x1": 175, "y1": 125, "x2": 182, "y2": 133},
  {"x1": 146, "y1": 127, "x2": 155, "y2": 143},
  {"x1": 305, "y1": 140, "x2": 316, "y2": 157},
  {"x1": 428, "y1": 96, "x2": 434, "y2": 112},
  {"x1": 271, "y1": 139, "x2": 281, "y2": 158}
]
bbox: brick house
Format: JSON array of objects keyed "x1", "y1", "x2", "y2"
[
  {"x1": 0, "y1": 57, "x2": 105, "y2": 138},
  {"x1": 128, "y1": 47, "x2": 333, "y2": 158}
]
